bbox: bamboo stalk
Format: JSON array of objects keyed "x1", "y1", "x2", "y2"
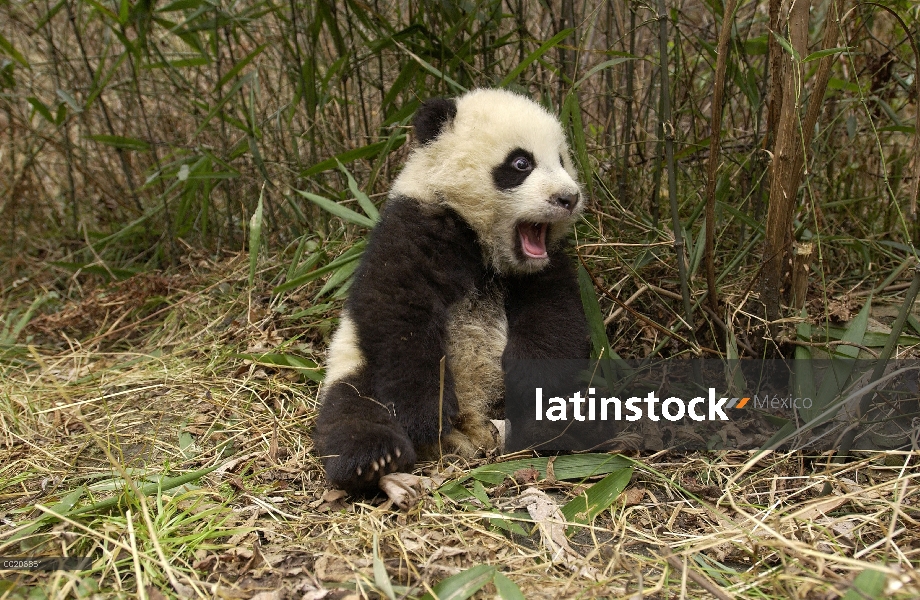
[
  {"x1": 619, "y1": 5, "x2": 637, "y2": 206},
  {"x1": 657, "y1": 0, "x2": 696, "y2": 346},
  {"x1": 704, "y1": 0, "x2": 739, "y2": 314},
  {"x1": 761, "y1": 0, "x2": 810, "y2": 324}
]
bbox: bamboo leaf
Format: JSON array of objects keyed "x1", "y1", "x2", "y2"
[
  {"x1": 393, "y1": 40, "x2": 467, "y2": 94},
  {"x1": 493, "y1": 573, "x2": 526, "y2": 600},
  {"x1": 234, "y1": 353, "x2": 324, "y2": 382},
  {"x1": 27, "y1": 97, "x2": 54, "y2": 123},
  {"x1": 500, "y1": 28, "x2": 574, "y2": 87},
  {"x1": 36, "y1": 0, "x2": 66, "y2": 30},
  {"x1": 841, "y1": 569, "x2": 887, "y2": 600},
  {"x1": 273, "y1": 241, "x2": 366, "y2": 294},
  {"x1": 300, "y1": 138, "x2": 406, "y2": 178},
  {"x1": 216, "y1": 43, "x2": 267, "y2": 90},
  {"x1": 803, "y1": 47, "x2": 853, "y2": 63},
  {"x1": 0, "y1": 32, "x2": 29, "y2": 67},
  {"x1": 802, "y1": 298, "x2": 871, "y2": 424},
  {"x1": 86, "y1": 134, "x2": 150, "y2": 151},
  {"x1": 248, "y1": 188, "x2": 264, "y2": 289},
  {"x1": 314, "y1": 256, "x2": 360, "y2": 298},
  {"x1": 294, "y1": 189, "x2": 376, "y2": 228},
  {"x1": 573, "y1": 56, "x2": 639, "y2": 89},
  {"x1": 9, "y1": 488, "x2": 85, "y2": 543},
  {"x1": 462, "y1": 454, "x2": 631, "y2": 486},
  {"x1": 158, "y1": 0, "x2": 205, "y2": 11},
  {"x1": 577, "y1": 265, "x2": 625, "y2": 387},
  {"x1": 373, "y1": 534, "x2": 396, "y2": 600},
  {"x1": 420, "y1": 565, "x2": 496, "y2": 600},
  {"x1": 69, "y1": 464, "x2": 223, "y2": 516},
  {"x1": 192, "y1": 72, "x2": 252, "y2": 137},
  {"x1": 56, "y1": 89, "x2": 83, "y2": 113},
  {"x1": 560, "y1": 465, "x2": 633, "y2": 524},
  {"x1": 772, "y1": 32, "x2": 800, "y2": 61},
  {"x1": 337, "y1": 160, "x2": 380, "y2": 222}
]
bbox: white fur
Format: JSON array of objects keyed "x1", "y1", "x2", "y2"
[
  {"x1": 391, "y1": 88, "x2": 583, "y2": 274},
  {"x1": 324, "y1": 311, "x2": 364, "y2": 385}
]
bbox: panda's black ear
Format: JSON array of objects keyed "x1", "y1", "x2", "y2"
[{"x1": 413, "y1": 98, "x2": 457, "y2": 145}]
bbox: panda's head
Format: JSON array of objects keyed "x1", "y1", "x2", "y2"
[{"x1": 391, "y1": 89, "x2": 583, "y2": 275}]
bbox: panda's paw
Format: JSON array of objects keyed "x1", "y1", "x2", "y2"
[
  {"x1": 322, "y1": 425, "x2": 416, "y2": 493},
  {"x1": 447, "y1": 420, "x2": 501, "y2": 458}
]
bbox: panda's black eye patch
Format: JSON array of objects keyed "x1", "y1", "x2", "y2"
[{"x1": 493, "y1": 148, "x2": 536, "y2": 191}]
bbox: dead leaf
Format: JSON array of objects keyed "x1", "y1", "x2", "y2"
[
  {"x1": 514, "y1": 487, "x2": 598, "y2": 580},
  {"x1": 788, "y1": 495, "x2": 848, "y2": 521},
  {"x1": 513, "y1": 468, "x2": 540, "y2": 485},
  {"x1": 621, "y1": 486, "x2": 646, "y2": 507},
  {"x1": 545, "y1": 456, "x2": 557, "y2": 485},
  {"x1": 379, "y1": 472, "x2": 425, "y2": 509}
]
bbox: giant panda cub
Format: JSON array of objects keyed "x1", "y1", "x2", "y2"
[{"x1": 315, "y1": 88, "x2": 590, "y2": 493}]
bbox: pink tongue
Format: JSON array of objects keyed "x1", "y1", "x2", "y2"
[{"x1": 519, "y1": 223, "x2": 548, "y2": 258}]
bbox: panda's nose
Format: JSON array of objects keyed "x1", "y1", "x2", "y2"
[{"x1": 552, "y1": 193, "x2": 578, "y2": 212}]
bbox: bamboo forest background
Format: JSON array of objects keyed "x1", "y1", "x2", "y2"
[{"x1": 1, "y1": 0, "x2": 919, "y2": 357}]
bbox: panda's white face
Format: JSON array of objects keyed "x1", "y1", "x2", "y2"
[{"x1": 391, "y1": 89, "x2": 583, "y2": 274}]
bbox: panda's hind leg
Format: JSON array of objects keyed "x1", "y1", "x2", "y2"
[
  {"x1": 315, "y1": 380, "x2": 417, "y2": 493},
  {"x1": 442, "y1": 290, "x2": 507, "y2": 458}
]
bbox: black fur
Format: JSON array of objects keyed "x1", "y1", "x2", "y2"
[
  {"x1": 502, "y1": 246, "x2": 591, "y2": 361},
  {"x1": 492, "y1": 148, "x2": 536, "y2": 191},
  {"x1": 315, "y1": 197, "x2": 589, "y2": 494},
  {"x1": 315, "y1": 197, "x2": 487, "y2": 492},
  {"x1": 413, "y1": 98, "x2": 457, "y2": 145}
]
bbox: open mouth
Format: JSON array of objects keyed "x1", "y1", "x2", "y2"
[{"x1": 517, "y1": 222, "x2": 549, "y2": 259}]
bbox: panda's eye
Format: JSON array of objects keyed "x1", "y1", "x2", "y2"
[{"x1": 511, "y1": 156, "x2": 532, "y2": 171}]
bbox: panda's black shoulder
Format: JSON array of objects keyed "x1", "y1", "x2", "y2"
[
  {"x1": 346, "y1": 196, "x2": 488, "y2": 308},
  {"x1": 368, "y1": 196, "x2": 480, "y2": 257}
]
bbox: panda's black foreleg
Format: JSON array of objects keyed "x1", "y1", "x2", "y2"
[
  {"x1": 501, "y1": 250, "x2": 590, "y2": 452},
  {"x1": 502, "y1": 249, "x2": 590, "y2": 361},
  {"x1": 315, "y1": 374, "x2": 417, "y2": 493},
  {"x1": 316, "y1": 198, "x2": 483, "y2": 492}
]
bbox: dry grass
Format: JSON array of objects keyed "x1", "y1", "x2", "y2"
[
  {"x1": 2, "y1": 2, "x2": 920, "y2": 595},
  {"x1": 1, "y1": 257, "x2": 918, "y2": 599}
]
